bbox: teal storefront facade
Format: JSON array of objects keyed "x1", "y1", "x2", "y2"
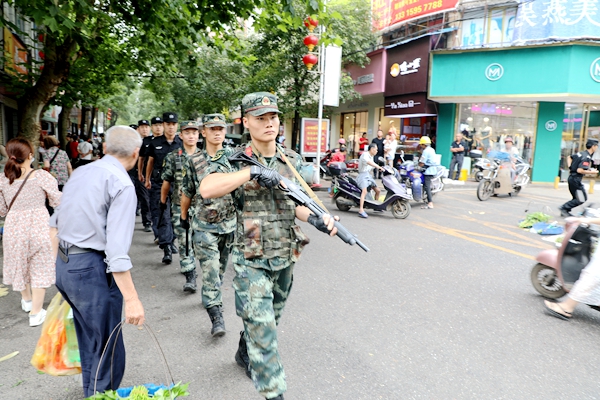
[{"x1": 429, "y1": 43, "x2": 600, "y2": 183}]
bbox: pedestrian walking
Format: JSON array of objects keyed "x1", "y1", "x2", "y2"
[
  {"x1": 145, "y1": 112, "x2": 182, "y2": 263},
  {"x1": 559, "y1": 139, "x2": 599, "y2": 217},
  {"x1": 448, "y1": 131, "x2": 467, "y2": 180},
  {"x1": 180, "y1": 114, "x2": 236, "y2": 337},
  {"x1": 77, "y1": 134, "x2": 94, "y2": 167},
  {"x1": 371, "y1": 129, "x2": 385, "y2": 179},
  {"x1": 0, "y1": 138, "x2": 61, "y2": 327},
  {"x1": 138, "y1": 116, "x2": 163, "y2": 234},
  {"x1": 161, "y1": 121, "x2": 200, "y2": 293},
  {"x1": 51, "y1": 126, "x2": 145, "y2": 398},
  {"x1": 134, "y1": 119, "x2": 152, "y2": 232},
  {"x1": 199, "y1": 92, "x2": 339, "y2": 400},
  {"x1": 418, "y1": 136, "x2": 437, "y2": 209},
  {"x1": 41, "y1": 135, "x2": 72, "y2": 190}
]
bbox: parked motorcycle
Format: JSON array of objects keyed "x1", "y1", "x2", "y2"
[
  {"x1": 476, "y1": 155, "x2": 530, "y2": 201},
  {"x1": 397, "y1": 153, "x2": 445, "y2": 203},
  {"x1": 531, "y1": 210, "x2": 600, "y2": 312},
  {"x1": 330, "y1": 162, "x2": 412, "y2": 219}
]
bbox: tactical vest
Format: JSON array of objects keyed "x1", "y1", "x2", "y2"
[
  {"x1": 237, "y1": 145, "x2": 308, "y2": 260},
  {"x1": 189, "y1": 151, "x2": 236, "y2": 224}
]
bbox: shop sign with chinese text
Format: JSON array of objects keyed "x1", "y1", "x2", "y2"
[
  {"x1": 300, "y1": 118, "x2": 330, "y2": 157},
  {"x1": 372, "y1": 0, "x2": 460, "y2": 32},
  {"x1": 513, "y1": 0, "x2": 600, "y2": 42}
]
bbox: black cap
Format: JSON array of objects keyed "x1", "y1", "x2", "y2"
[
  {"x1": 129, "y1": 124, "x2": 138, "y2": 130},
  {"x1": 162, "y1": 112, "x2": 178, "y2": 123},
  {"x1": 151, "y1": 117, "x2": 162, "y2": 125},
  {"x1": 138, "y1": 119, "x2": 150, "y2": 126}
]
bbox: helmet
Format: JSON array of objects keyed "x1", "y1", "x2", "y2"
[
  {"x1": 419, "y1": 136, "x2": 431, "y2": 145},
  {"x1": 338, "y1": 138, "x2": 346, "y2": 145}
]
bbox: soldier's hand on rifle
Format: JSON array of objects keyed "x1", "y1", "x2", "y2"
[
  {"x1": 180, "y1": 216, "x2": 190, "y2": 230},
  {"x1": 159, "y1": 201, "x2": 167, "y2": 212},
  {"x1": 307, "y1": 213, "x2": 339, "y2": 237},
  {"x1": 250, "y1": 165, "x2": 281, "y2": 188}
]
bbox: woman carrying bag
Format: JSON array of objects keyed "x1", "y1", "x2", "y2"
[
  {"x1": 0, "y1": 138, "x2": 61, "y2": 326},
  {"x1": 42, "y1": 135, "x2": 72, "y2": 191}
]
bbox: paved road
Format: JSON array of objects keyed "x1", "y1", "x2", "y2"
[{"x1": 2, "y1": 182, "x2": 600, "y2": 399}]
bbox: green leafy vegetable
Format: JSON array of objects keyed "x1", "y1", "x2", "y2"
[
  {"x1": 519, "y1": 212, "x2": 551, "y2": 229},
  {"x1": 86, "y1": 382, "x2": 189, "y2": 400}
]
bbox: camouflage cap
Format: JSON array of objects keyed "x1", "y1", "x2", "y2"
[
  {"x1": 242, "y1": 92, "x2": 281, "y2": 116},
  {"x1": 181, "y1": 121, "x2": 200, "y2": 131},
  {"x1": 202, "y1": 113, "x2": 226, "y2": 128}
]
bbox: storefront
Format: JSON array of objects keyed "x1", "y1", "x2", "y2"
[
  {"x1": 384, "y1": 36, "x2": 438, "y2": 159},
  {"x1": 331, "y1": 48, "x2": 387, "y2": 157},
  {"x1": 429, "y1": 43, "x2": 600, "y2": 183}
]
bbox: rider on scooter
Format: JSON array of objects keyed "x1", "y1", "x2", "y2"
[
  {"x1": 357, "y1": 143, "x2": 385, "y2": 219},
  {"x1": 544, "y1": 215, "x2": 600, "y2": 320}
]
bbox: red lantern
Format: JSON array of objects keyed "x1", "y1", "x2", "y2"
[
  {"x1": 38, "y1": 33, "x2": 44, "y2": 42},
  {"x1": 38, "y1": 51, "x2": 45, "y2": 60},
  {"x1": 304, "y1": 17, "x2": 318, "y2": 32},
  {"x1": 303, "y1": 35, "x2": 319, "y2": 52},
  {"x1": 302, "y1": 54, "x2": 318, "y2": 70}
]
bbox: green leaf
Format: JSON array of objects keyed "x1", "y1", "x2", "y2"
[{"x1": 276, "y1": 24, "x2": 288, "y2": 32}]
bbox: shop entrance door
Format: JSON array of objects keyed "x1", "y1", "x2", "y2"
[
  {"x1": 341, "y1": 111, "x2": 368, "y2": 158},
  {"x1": 584, "y1": 104, "x2": 600, "y2": 145}
]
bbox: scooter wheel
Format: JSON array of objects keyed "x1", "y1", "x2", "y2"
[
  {"x1": 391, "y1": 199, "x2": 411, "y2": 219},
  {"x1": 335, "y1": 197, "x2": 351, "y2": 212},
  {"x1": 530, "y1": 263, "x2": 566, "y2": 299},
  {"x1": 476, "y1": 180, "x2": 493, "y2": 201}
]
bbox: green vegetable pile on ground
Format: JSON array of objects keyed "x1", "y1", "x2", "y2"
[
  {"x1": 86, "y1": 382, "x2": 189, "y2": 400},
  {"x1": 519, "y1": 212, "x2": 552, "y2": 229}
]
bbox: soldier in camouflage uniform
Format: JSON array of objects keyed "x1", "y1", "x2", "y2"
[
  {"x1": 180, "y1": 114, "x2": 237, "y2": 338},
  {"x1": 198, "y1": 93, "x2": 338, "y2": 400},
  {"x1": 161, "y1": 121, "x2": 200, "y2": 292}
]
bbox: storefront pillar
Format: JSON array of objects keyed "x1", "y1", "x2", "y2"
[
  {"x1": 532, "y1": 102, "x2": 565, "y2": 183},
  {"x1": 437, "y1": 103, "x2": 456, "y2": 168}
]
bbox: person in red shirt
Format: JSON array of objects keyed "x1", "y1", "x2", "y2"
[
  {"x1": 68, "y1": 135, "x2": 80, "y2": 162},
  {"x1": 359, "y1": 132, "x2": 369, "y2": 152}
]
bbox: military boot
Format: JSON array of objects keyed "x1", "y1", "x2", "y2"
[
  {"x1": 170, "y1": 242, "x2": 178, "y2": 254},
  {"x1": 162, "y1": 245, "x2": 172, "y2": 264},
  {"x1": 267, "y1": 396, "x2": 284, "y2": 400},
  {"x1": 207, "y1": 306, "x2": 226, "y2": 337},
  {"x1": 182, "y1": 270, "x2": 197, "y2": 293},
  {"x1": 235, "y1": 331, "x2": 252, "y2": 379}
]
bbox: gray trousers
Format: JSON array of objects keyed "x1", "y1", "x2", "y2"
[{"x1": 449, "y1": 155, "x2": 464, "y2": 180}]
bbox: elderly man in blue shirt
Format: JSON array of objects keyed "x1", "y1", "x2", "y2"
[
  {"x1": 50, "y1": 126, "x2": 145, "y2": 398},
  {"x1": 418, "y1": 136, "x2": 437, "y2": 209}
]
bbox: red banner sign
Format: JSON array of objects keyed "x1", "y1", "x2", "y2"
[
  {"x1": 300, "y1": 118, "x2": 330, "y2": 157},
  {"x1": 3, "y1": 28, "x2": 28, "y2": 77},
  {"x1": 372, "y1": 0, "x2": 459, "y2": 31}
]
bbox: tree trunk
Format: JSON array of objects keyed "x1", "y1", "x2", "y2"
[
  {"x1": 17, "y1": 35, "x2": 78, "y2": 147},
  {"x1": 57, "y1": 103, "x2": 72, "y2": 149},
  {"x1": 88, "y1": 106, "x2": 96, "y2": 137}
]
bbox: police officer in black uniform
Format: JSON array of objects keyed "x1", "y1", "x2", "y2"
[
  {"x1": 145, "y1": 112, "x2": 182, "y2": 263},
  {"x1": 559, "y1": 139, "x2": 599, "y2": 217},
  {"x1": 134, "y1": 120, "x2": 153, "y2": 232},
  {"x1": 138, "y1": 117, "x2": 161, "y2": 234}
]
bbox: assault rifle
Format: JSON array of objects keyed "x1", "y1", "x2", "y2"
[{"x1": 229, "y1": 151, "x2": 369, "y2": 252}]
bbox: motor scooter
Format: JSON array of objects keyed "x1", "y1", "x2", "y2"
[
  {"x1": 476, "y1": 155, "x2": 530, "y2": 201},
  {"x1": 472, "y1": 157, "x2": 494, "y2": 182},
  {"x1": 531, "y1": 212, "x2": 600, "y2": 314},
  {"x1": 330, "y1": 162, "x2": 412, "y2": 219},
  {"x1": 397, "y1": 152, "x2": 445, "y2": 203}
]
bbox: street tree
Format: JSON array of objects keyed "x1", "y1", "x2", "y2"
[{"x1": 0, "y1": 0, "x2": 323, "y2": 144}]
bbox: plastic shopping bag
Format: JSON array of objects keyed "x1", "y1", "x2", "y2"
[{"x1": 30, "y1": 292, "x2": 81, "y2": 376}]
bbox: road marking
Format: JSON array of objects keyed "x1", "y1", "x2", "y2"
[{"x1": 410, "y1": 220, "x2": 536, "y2": 260}]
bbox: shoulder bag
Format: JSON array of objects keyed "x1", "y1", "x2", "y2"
[{"x1": 7, "y1": 170, "x2": 34, "y2": 213}]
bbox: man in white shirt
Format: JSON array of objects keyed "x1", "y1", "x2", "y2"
[
  {"x1": 77, "y1": 135, "x2": 93, "y2": 161},
  {"x1": 357, "y1": 144, "x2": 385, "y2": 218}
]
